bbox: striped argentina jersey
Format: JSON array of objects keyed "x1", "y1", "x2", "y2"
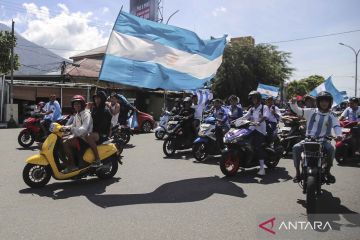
[{"x1": 290, "y1": 103, "x2": 342, "y2": 137}]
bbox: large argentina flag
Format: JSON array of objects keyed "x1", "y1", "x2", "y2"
[
  {"x1": 257, "y1": 83, "x2": 279, "y2": 98},
  {"x1": 99, "y1": 11, "x2": 227, "y2": 90},
  {"x1": 309, "y1": 77, "x2": 344, "y2": 106}
]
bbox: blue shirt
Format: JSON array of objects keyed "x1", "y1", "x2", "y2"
[
  {"x1": 228, "y1": 104, "x2": 243, "y2": 121},
  {"x1": 44, "y1": 100, "x2": 62, "y2": 121},
  {"x1": 212, "y1": 106, "x2": 229, "y2": 128}
]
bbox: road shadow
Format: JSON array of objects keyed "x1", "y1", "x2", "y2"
[
  {"x1": 225, "y1": 167, "x2": 293, "y2": 185},
  {"x1": 163, "y1": 150, "x2": 193, "y2": 160},
  {"x1": 192, "y1": 156, "x2": 221, "y2": 166},
  {"x1": 19, "y1": 176, "x2": 246, "y2": 208},
  {"x1": 87, "y1": 176, "x2": 246, "y2": 208},
  {"x1": 337, "y1": 160, "x2": 360, "y2": 168},
  {"x1": 16, "y1": 146, "x2": 39, "y2": 151},
  {"x1": 19, "y1": 178, "x2": 120, "y2": 200},
  {"x1": 297, "y1": 190, "x2": 360, "y2": 232},
  {"x1": 123, "y1": 144, "x2": 135, "y2": 149}
]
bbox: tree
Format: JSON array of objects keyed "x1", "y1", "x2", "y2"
[
  {"x1": 212, "y1": 43, "x2": 293, "y2": 105},
  {"x1": 0, "y1": 30, "x2": 20, "y2": 75},
  {"x1": 285, "y1": 75, "x2": 325, "y2": 99}
]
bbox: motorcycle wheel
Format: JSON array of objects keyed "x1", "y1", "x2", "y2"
[
  {"x1": 23, "y1": 163, "x2": 51, "y2": 188},
  {"x1": 142, "y1": 121, "x2": 153, "y2": 133},
  {"x1": 96, "y1": 157, "x2": 119, "y2": 179},
  {"x1": 220, "y1": 154, "x2": 240, "y2": 177},
  {"x1": 120, "y1": 131, "x2": 131, "y2": 144},
  {"x1": 306, "y1": 175, "x2": 317, "y2": 214},
  {"x1": 192, "y1": 142, "x2": 207, "y2": 161},
  {"x1": 18, "y1": 130, "x2": 35, "y2": 148},
  {"x1": 155, "y1": 130, "x2": 165, "y2": 140},
  {"x1": 265, "y1": 149, "x2": 281, "y2": 169},
  {"x1": 163, "y1": 138, "x2": 176, "y2": 157},
  {"x1": 335, "y1": 146, "x2": 348, "y2": 164}
]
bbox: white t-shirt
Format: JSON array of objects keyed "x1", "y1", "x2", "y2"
[
  {"x1": 192, "y1": 104, "x2": 205, "y2": 120},
  {"x1": 242, "y1": 104, "x2": 270, "y2": 135},
  {"x1": 341, "y1": 106, "x2": 360, "y2": 121},
  {"x1": 290, "y1": 103, "x2": 341, "y2": 137},
  {"x1": 267, "y1": 105, "x2": 281, "y2": 123}
]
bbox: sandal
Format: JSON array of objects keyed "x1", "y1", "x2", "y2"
[{"x1": 293, "y1": 175, "x2": 302, "y2": 183}]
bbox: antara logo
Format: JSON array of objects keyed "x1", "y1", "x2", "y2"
[{"x1": 259, "y1": 217, "x2": 332, "y2": 235}]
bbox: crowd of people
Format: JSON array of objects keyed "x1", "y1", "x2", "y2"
[{"x1": 165, "y1": 91, "x2": 360, "y2": 180}]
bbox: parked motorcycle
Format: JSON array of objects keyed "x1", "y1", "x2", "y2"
[
  {"x1": 155, "y1": 111, "x2": 171, "y2": 140},
  {"x1": 298, "y1": 137, "x2": 335, "y2": 214},
  {"x1": 277, "y1": 116, "x2": 306, "y2": 156},
  {"x1": 219, "y1": 119, "x2": 283, "y2": 177},
  {"x1": 335, "y1": 120, "x2": 359, "y2": 164},
  {"x1": 192, "y1": 116, "x2": 221, "y2": 161},
  {"x1": 163, "y1": 116, "x2": 197, "y2": 157},
  {"x1": 18, "y1": 114, "x2": 70, "y2": 148},
  {"x1": 22, "y1": 123, "x2": 123, "y2": 188}
]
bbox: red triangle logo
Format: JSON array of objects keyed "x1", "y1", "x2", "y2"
[{"x1": 259, "y1": 217, "x2": 276, "y2": 235}]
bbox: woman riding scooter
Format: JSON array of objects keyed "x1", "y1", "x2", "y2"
[{"x1": 62, "y1": 95, "x2": 93, "y2": 173}]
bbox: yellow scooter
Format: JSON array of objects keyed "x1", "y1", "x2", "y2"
[{"x1": 22, "y1": 123, "x2": 123, "y2": 188}]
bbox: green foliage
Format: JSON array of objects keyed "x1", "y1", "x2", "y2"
[
  {"x1": 285, "y1": 75, "x2": 325, "y2": 99},
  {"x1": 0, "y1": 30, "x2": 20, "y2": 74},
  {"x1": 212, "y1": 43, "x2": 293, "y2": 105}
]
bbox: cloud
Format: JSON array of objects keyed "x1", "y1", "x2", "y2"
[
  {"x1": 1, "y1": 2, "x2": 110, "y2": 59},
  {"x1": 212, "y1": 6, "x2": 227, "y2": 17},
  {"x1": 102, "y1": 7, "x2": 110, "y2": 14}
]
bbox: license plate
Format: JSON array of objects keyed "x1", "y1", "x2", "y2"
[
  {"x1": 168, "y1": 121, "x2": 178, "y2": 124},
  {"x1": 342, "y1": 128, "x2": 351, "y2": 133},
  {"x1": 280, "y1": 127, "x2": 291, "y2": 132}
]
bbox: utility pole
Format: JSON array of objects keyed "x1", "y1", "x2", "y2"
[
  {"x1": 10, "y1": 20, "x2": 14, "y2": 105},
  {"x1": 339, "y1": 43, "x2": 360, "y2": 97}
]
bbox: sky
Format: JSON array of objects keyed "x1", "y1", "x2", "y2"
[{"x1": 0, "y1": 0, "x2": 360, "y2": 96}]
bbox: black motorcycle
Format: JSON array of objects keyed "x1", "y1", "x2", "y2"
[
  {"x1": 163, "y1": 116, "x2": 196, "y2": 157},
  {"x1": 220, "y1": 120, "x2": 283, "y2": 177},
  {"x1": 111, "y1": 124, "x2": 133, "y2": 145},
  {"x1": 299, "y1": 137, "x2": 335, "y2": 214},
  {"x1": 278, "y1": 116, "x2": 306, "y2": 156}
]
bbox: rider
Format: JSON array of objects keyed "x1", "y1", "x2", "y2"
[
  {"x1": 290, "y1": 91, "x2": 342, "y2": 183},
  {"x1": 170, "y1": 98, "x2": 182, "y2": 115},
  {"x1": 178, "y1": 97, "x2": 195, "y2": 139},
  {"x1": 212, "y1": 99, "x2": 230, "y2": 151},
  {"x1": 265, "y1": 96, "x2": 281, "y2": 140},
  {"x1": 116, "y1": 93, "x2": 136, "y2": 126},
  {"x1": 228, "y1": 95, "x2": 243, "y2": 122},
  {"x1": 241, "y1": 91, "x2": 270, "y2": 176},
  {"x1": 339, "y1": 97, "x2": 360, "y2": 155},
  {"x1": 41, "y1": 94, "x2": 62, "y2": 136},
  {"x1": 61, "y1": 95, "x2": 93, "y2": 173},
  {"x1": 304, "y1": 95, "x2": 316, "y2": 108},
  {"x1": 87, "y1": 91, "x2": 112, "y2": 167}
]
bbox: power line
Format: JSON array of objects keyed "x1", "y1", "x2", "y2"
[{"x1": 263, "y1": 29, "x2": 360, "y2": 44}]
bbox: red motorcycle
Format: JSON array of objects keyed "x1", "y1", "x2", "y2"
[
  {"x1": 18, "y1": 114, "x2": 70, "y2": 148},
  {"x1": 335, "y1": 120, "x2": 359, "y2": 164}
]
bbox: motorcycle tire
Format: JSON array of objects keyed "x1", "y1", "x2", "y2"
[
  {"x1": 155, "y1": 130, "x2": 165, "y2": 140},
  {"x1": 335, "y1": 146, "x2": 348, "y2": 165},
  {"x1": 163, "y1": 138, "x2": 176, "y2": 157},
  {"x1": 192, "y1": 142, "x2": 207, "y2": 161},
  {"x1": 142, "y1": 121, "x2": 153, "y2": 133},
  {"x1": 18, "y1": 130, "x2": 35, "y2": 148},
  {"x1": 265, "y1": 148, "x2": 281, "y2": 169},
  {"x1": 306, "y1": 175, "x2": 317, "y2": 214},
  {"x1": 220, "y1": 154, "x2": 240, "y2": 177},
  {"x1": 23, "y1": 163, "x2": 51, "y2": 188},
  {"x1": 120, "y1": 131, "x2": 131, "y2": 144},
  {"x1": 96, "y1": 157, "x2": 119, "y2": 179}
]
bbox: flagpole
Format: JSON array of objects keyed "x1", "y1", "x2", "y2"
[{"x1": 96, "y1": 5, "x2": 123, "y2": 93}]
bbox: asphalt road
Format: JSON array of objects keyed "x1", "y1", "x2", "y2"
[{"x1": 0, "y1": 129, "x2": 360, "y2": 240}]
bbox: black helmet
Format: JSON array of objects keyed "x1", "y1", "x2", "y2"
[
  {"x1": 316, "y1": 91, "x2": 333, "y2": 109},
  {"x1": 248, "y1": 91, "x2": 262, "y2": 101},
  {"x1": 349, "y1": 97, "x2": 359, "y2": 104}
]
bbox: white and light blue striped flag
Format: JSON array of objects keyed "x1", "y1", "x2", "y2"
[
  {"x1": 257, "y1": 83, "x2": 280, "y2": 98},
  {"x1": 99, "y1": 11, "x2": 227, "y2": 91},
  {"x1": 190, "y1": 89, "x2": 213, "y2": 105},
  {"x1": 309, "y1": 77, "x2": 345, "y2": 106}
]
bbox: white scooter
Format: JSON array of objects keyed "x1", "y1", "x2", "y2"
[{"x1": 155, "y1": 111, "x2": 171, "y2": 140}]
